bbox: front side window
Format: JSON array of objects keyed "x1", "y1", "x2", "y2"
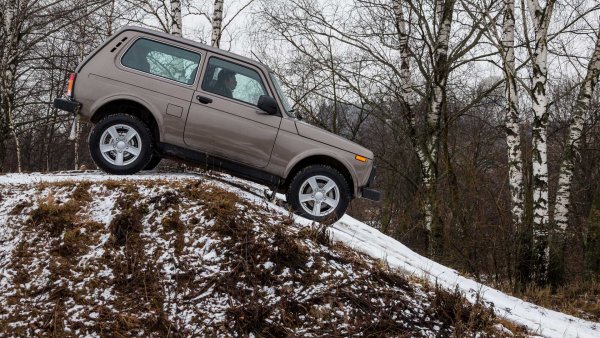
[
  {"x1": 202, "y1": 57, "x2": 267, "y2": 105},
  {"x1": 122, "y1": 38, "x2": 201, "y2": 85}
]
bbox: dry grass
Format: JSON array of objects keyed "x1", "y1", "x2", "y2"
[
  {"x1": 35, "y1": 180, "x2": 79, "y2": 191},
  {"x1": 514, "y1": 280, "x2": 600, "y2": 322},
  {"x1": 427, "y1": 286, "x2": 499, "y2": 336},
  {"x1": 28, "y1": 193, "x2": 81, "y2": 236},
  {"x1": 53, "y1": 221, "x2": 102, "y2": 257},
  {"x1": 0, "y1": 179, "x2": 522, "y2": 337},
  {"x1": 108, "y1": 184, "x2": 180, "y2": 336},
  {"x1": 110, "y1": 204, "x2": 144, "y2": 246},
  {"x1": 9, "y1": 200, "x2": 32, "y2": 215},
  {"x1": 71, "y1": 182, "x2": 92, "y2": 202},
  {"x1": 161, "y1": 210, "x2": 185, "y2": 256},
  {"x1": 149, "y1": 190, "x2": 180, "y2": 211}
]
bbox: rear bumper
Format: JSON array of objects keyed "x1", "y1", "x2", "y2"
[
  {"x1": 360, "y1": 166, "x2": 381, "y2": 201},
  {"x1": 53, "y1": 98, "x2": 81, "y2": 114}
]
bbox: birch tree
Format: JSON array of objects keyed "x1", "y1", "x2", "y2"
[
  {"x1": 211, "y1": 0, "x2": 224, "y2": 47},
  {"x1": 394, "y1": 0, "x2": 460, "y2": 258},
  {"x1": 465, "y1": 0, "x2": 524, "y2": 232},
  {"x1": 524, "y1": 0, "x2": 556, "y2": 284},
  {"x1": 171, "y1": 0, "x2": 182, "y2": 35},
  {"x1": 423, "y1": 0, "x2": 457, "y2": 258},
  {"x1": 0, "y1": 0, "x2": 22, "y2": 172},
  {"x1": 501, "y1": 0, "x2": 525, "y2": 230},
  {"x1": 553, "y1": 31, "x2": 600, "y2": 242},
  {"x1": 258, "y1": 0, "x2": 498, "y2": 258},
  {"x1": 0, "y1": 0, "x2": 109, "y2": 172},
  {"x1": 124, "y1": 0, "x2": 181, "y2": 34}
]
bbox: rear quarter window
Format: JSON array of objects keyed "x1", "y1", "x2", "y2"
[{"x1": 121, "y1": 38, "x2": 201, "y2": 85}]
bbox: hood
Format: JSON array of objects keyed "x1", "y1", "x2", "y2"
[{"x1": 295, "y1": 121, "x2": 374, "y2": 159}]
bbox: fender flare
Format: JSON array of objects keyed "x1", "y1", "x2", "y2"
[
  {"x1": 284, "y1": 149, "x2": 359, "y2": 195},
  {"x1": 89, "y1": 94, "x2": 164, "y2": 140}
]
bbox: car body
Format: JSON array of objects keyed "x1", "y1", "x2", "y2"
[{"x1": 54, "y1": 26, "x2": 380, "y2": 222}]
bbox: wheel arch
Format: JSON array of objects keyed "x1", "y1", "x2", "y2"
[
  {"x1": 90, "y1": 97, "x2": 161, "y2": 145},
  {"x1": 283, "y1": 154, "x2": 356, "y2": 197}
]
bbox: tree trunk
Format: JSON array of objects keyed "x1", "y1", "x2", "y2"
[
  {"x1": 586, "y1": 180, "x2": 600, "y2": 275},
  {"x1": 393, "y1": 0, "x2": 434, "y2": 254},
  {"x1": 550, "y1": 30, "x2": 600, "y2": 285},
  {"x1": 107, "y1": 0, "x2": 116, "y2": 37},
  {"x1": 8, "y1": 104, "x2": 22, "y2": 173},
  {"x1": 426, "y1": 0, "x2": 455, "y2": 259},
  {"x1": 526, "y1": 0, "x2": 555, "y2": 285},
  {"x1": 211, "y1": 0, "x2": 224, "y2": 47},
  {"x1": 392, "y1": 0, "x2": 455, "y2": 259},
  {"x1": 554, "y1": 30, "x2": 600, "y2": 235},
  {"x1": 74, "y1": 6, "x2": 89, "y2": 170},
  {"x1": 327, "y1": 36, "x2": 338, "y2": 134},
  {"x1": 502, "y1": 0, "x2": 525, "y2": 229},
  {"x1": 171, "y1": 0, "x2": 182, "y2": 36},
  {"x1": 1, "y1": 0, "x2": 21, "y2": 172}
]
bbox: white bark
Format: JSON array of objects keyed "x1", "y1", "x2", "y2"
[
  {"x1": 1, "y1": 0, "x2": 22, "y2": 173},
  {"x1": 171, "y1": 0, "x2": 182, "y2": 36},
  {"x1": 394, "y1": 0, "x2": 455, "y2": 258},
  {"x1": 74, "y1": 120, "x2": 80, "y2": 170},
  {"x1": 393, "y1": 0, "x2": 435, "y2": 238},
  {"x1": 554, "y1": 31, "x2": 600, "y2": 234},
  {"x1": 8, "y1": 103, "x2": 22, "y2": 173},
  {"x1": 107, "y1": 0, "x2": 116, "y2": 36},
  {"x1": 526, "y1": 0, "x2": 555, "y2": 283},
  {"x1": 502, "y1": 0, "x2": 525, "y2": 228},
  {"x1": 427, "y1": 0, "x2": 455, "y2": 258},
  {"x1": 74, "y1": 6, "x2": 88, "y2": 170},
  {"x1": 1, "y1": 0, "x2": 106, "y2": 172},
  {"x1": 211, "y1": 0, "x2": 224, "y2": 47},
  {"x1": 392, "y1": 1, "x2": 418, "y2": 110}
]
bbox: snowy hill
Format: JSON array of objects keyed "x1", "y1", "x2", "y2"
[{"x1": 0, "y1": 171, "x2": 598, "y2": 337}]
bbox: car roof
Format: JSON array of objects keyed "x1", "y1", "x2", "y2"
[{"x1": 116, "y1": 26, "x2": 271, "y2": 72}]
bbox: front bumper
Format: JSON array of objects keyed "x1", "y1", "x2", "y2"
[
  {"x1": 361, "y1": 187, "x2": 381, "y2": 201},
  {"x1": 53, "y1": 98, "x2": 81, "y2": 113},
  {"x1": 360, "y1": 166, "x2": 381, "y2": 201}
]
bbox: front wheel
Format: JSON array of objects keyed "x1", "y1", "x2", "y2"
[
  {"x1": 89, "y1": 114, "x2": 153, "y2": 175},
  {"x1": 286, "y1": 165, "x2": 351, "y2": 224}
]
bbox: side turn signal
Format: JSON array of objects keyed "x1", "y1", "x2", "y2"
[{"x1": 66, "y1": 73, "x2": 75, "y2": 97}]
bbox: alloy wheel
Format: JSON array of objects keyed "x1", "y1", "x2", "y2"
[
  {"x1": 99, "y1": 124, "x2": 142, "y2": 166},
  {"x1": 298, "y1": 175, "x2": 340, "y2": 217}
]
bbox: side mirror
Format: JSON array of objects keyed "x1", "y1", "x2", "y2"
[{"x1": 257, "y1": 95, "x2": 279, "y2": 115}]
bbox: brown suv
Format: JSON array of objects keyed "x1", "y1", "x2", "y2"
[{"x1": 54, "y1": 26, "x2": 380, "y2": 222}]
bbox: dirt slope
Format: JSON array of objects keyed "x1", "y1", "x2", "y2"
[{"x1": 0, "y1": 174, "x2": 522, "y2": 337}]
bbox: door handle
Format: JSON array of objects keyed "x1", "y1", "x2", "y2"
[{"x1": 196, "y1": 95, "x2": 213, "y2": 104}]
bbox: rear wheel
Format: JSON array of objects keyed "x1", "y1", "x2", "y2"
[
  {"x1": 89, "y1": 114, "x2": 153, "y2": 175},
  {"x1": 286, "y1": 165, "x2": 351, "y2": 224}
]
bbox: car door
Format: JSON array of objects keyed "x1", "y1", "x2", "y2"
[{"x1": 184, "y1": 55, "x2": 281, "y2": 168}]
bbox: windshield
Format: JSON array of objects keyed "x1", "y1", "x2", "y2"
[{"x1": 269, "y1": 72, "x2": 294, "y2": 116}]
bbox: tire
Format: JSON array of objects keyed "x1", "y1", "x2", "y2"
[
  {"x1": 286, "y1": 165, "x2": 351, "y2": 224},
  {"x1": 89, "y1": 114, "x2": 153, "y2": 175},
  {"x1": 144, "y1": 155, "x2": 161, "y2": 171}
]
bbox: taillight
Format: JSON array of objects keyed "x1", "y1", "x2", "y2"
[{"x1": 66, "y1": 73, "x2": 76, "y2": 98}]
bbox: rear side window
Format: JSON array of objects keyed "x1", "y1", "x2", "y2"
[
  {"x1": 121, "y1": 38, "x2": 201, "y2": 85},
  {"x1": 201, "y1": 57, "x2": 267, "y2": 105}
]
